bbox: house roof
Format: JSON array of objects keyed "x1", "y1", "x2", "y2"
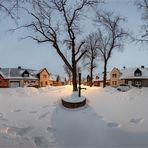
[
  {"x1": 0, "y1": 68, "x2": 38, "y2": 80},
  {"x1": 37, "y1": 68, "x2": 50, "y2": 76},
  {"x1": 120, "y1": 67, "x2": 148, "y2": 79}
]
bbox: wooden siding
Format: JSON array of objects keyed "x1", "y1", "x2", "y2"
[
  {"x1": 39, "y1": 69, "x2": 51, "y2": 87},
  {"x1": 0, "y1": 75, "x2": 9, "y2": 88},
  {"x1": 110, "y1": 68, "x2": 121, "y2": 87}
]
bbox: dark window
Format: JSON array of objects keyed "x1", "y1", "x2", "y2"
[
  {"x1": 112, "y1": 81, "x2": 117, "y2": 85},
  {"x1": 112, "y1": 74, "x2": 117, "y2": 78},
  {"x1": 23, "y1": 73, "x2": 29, "y2": 77},
  {"x1": 43, "y1": 74, "x2": 47, "y2": 78},
  {"x1": 135, "y1": 81, "x2": 141, "y2": 87},
  {"x1": 134, "y1": 68, "x2": 142, "y2": 76},
  {"x1": 45, "y1": 81, "x2": 48, "y2": 85},
  {"x1": 22, "y1": 70, "x2": 29, "y2": 77}
]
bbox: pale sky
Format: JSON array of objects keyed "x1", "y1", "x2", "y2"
[{"x1": 0, "y1": 0, "x2": 148, "y2": 77}]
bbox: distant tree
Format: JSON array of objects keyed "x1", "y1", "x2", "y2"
[
  {"x1": 82, "y1": 33, "x2": 99, "y2": 87},
  {"x1": 95, "y1": 11, "x2": 128, "y2": 88},
  {"x1": 17, "y1": 0, "x2": 102, "y2": 92},
  {"x1": 64, "y1": 64, "x2": 72, "y2": 84},
  {"x1": 135, "y1": 0, "x2": 148, "y2": 42}
]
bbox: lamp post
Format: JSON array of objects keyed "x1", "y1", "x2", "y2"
[{"x1": 78, "y1": 73, "x2": 86, "y2": 97}]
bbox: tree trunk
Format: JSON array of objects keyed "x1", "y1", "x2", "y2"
[
  {"x1": 90, "y1": 67, "x2": 93, "y2": 87},
  {"x1": 72, "y1": 46, "x2": 78, "y2": 91},
  {"x1": 103, "y1": 60, "x2": 107, "y2": 88},
  {"x1": 72, "y1": 65, "x2": 78, "y2": 91}
]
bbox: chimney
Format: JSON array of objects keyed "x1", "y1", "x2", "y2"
[
  {"x1": 141, "y1": 65, "x2": 144, "y2": 69},
  {"x1": 18, "y1": 66, "x2": 21, "y2": 69}
]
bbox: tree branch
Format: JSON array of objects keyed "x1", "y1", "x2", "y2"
[{"x1": 76, "y1": 49, "x2": 87, "y2": 63}]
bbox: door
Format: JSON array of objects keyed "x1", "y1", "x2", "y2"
[
  {"x1": 128, "y1": 81, "x2": 132, "y2": 86},
  {"x1": 10, "y1": 81, "x2": 20, "y2": 88}
]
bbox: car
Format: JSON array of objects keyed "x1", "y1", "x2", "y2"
[{"x1": 117, "y1": 84, "x2": 131, "y2": 92}]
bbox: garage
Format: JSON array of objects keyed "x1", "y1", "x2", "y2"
[{"x1": 10, "y1": 81, "x2": 20, "y2": 88}]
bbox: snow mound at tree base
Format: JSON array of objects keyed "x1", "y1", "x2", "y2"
[{"x1": 61, "y1": 91, "x2": 86, "y2": 108}]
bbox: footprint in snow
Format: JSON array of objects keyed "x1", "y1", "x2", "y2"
[
  {"x1": 2, "y1": 124, "x2": 34, "y2": 136},
  {"x1": 42, "y1": 105, "x2": 49, "y2": 108},
  {"x1": 34, "y1": 136, "x2": 50, "y2": 148},
  {"x1": 129, "y1": 97, "x2": 135, "y2": 100},
  {"x1": 11, "y1": 109, "x2": 23, "y2": 113},
  {"x1": 47, "y1": 127, "x2": 56, "y2": 133},
  {"x1": 130, "y1": 118, "x2": 144, "y2": 124},
  {"x1": 0, "y1": 113, "x2": 8, "y2": 122},
  {"x1": 38, "y1": 112, "x2": 50, "y2": 120},
  {"x1": 0, "y1": 112, "x2": 3, "y2": 117},
  {"x1": 107, "y1": 122, "x2": 120, "y2": 128},
  {"x1": 97, "y1": 115, "x2": 104, "y2": 120},
  {"x1": 29, "y1": 111, "x2": 37, "y2": 114}
]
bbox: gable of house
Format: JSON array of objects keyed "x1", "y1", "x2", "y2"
[
  {"x1": 37, "y1": 68, "x2": 51, "y2": 87},
  {"x1": 22, "y1": 70, "x2": 30, "y2": 77},
  {"x1": 110, "y1": 68, "x2": 121, "y2": 87},
  {"x1": 134, "y1": 68, "x2": 142, "y2": 76}
]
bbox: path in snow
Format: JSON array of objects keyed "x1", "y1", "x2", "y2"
[{"x1": 51, "y1": 104, "x2": 148, "y2": 148}]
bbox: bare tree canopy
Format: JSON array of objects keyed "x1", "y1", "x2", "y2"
[
  {"x1": 0, "y1": 0, "x2": 25, "y2": 20},
  {"x1": 135, "y1": 0, "x2": 148, "y2": 42},
  {"x1": 95, "y1": 11, "x2": 128, "y2": 87},
  {"x1": 16, "y1": 0, "x2": 102, "y2": 91},
  {"x1": 82, "y1": 33, "x2": 99, "y2": 87}
]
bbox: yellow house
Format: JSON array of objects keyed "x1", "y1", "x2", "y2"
[
  {"x1": 37, "y1": 68, "x2": 51, "y2": 87},
  {"x1": 110, "y1": 67, "x2": 125, "y2": 87}
]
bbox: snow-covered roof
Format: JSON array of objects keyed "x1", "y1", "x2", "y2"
[
  {"x1": 120, "y1": 67, "x2": 148, "y2": 79},
  {"x1": 0, "y1": 68, "x2": 38, "y2": 80}
]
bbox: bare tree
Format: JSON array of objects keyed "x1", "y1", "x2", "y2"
[
  {"x1": 64, "y1": 64, "x2": 72, "y2": 84},
  {"x1": 95, "y1": 11, "x2": 128, "y2": 88},
  {"x1": 82, "y1": 33, "x2": 99, "y2": 87},
  {"x1": 135, "y1": 0, "x2": 148, "y2": 42},
  {"x1": 0, "y1": 0, "x2": 25, "y2": 20},
  {"x1": 16, "y1": 0, "x2": 102, "y2": 92}
]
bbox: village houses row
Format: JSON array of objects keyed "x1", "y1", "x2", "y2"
[
  {"x1": 85, "y1": 65, "x2": 148, "y2": 88},
  {"x1": 0, "y1": 67, "x2": 64, "y2": 88},
  {"x1": 0, "y1": 65, "x2": 148, "y2": 88}
]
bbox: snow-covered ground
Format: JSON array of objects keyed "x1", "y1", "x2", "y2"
[{"x1": 0, "y1": 85, "x2": 148, "y2": 148}]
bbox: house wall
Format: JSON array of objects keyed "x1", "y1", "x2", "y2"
[
  {"x1": 23, "y1": 79, "x2": 39, "y2": 87},
  {"x1": 39, "y1": 69, "x2": 51, "y2": 87},
  {"x1": 0, "y1": 75, "x2": 9, "y2": 88},
  {"x1": 124, "y1": 79, "x2": 148, "y2": 87},
  {"x1": 110, "y1": 68, "x2": 121, "y2": 87},
  {"x1": 142, "y1": 79, "x2": 148, "y2": 87}
]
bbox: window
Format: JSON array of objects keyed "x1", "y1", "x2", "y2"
[
  {"x1": 0, "y1": 81, "x2": 2, "y2": 84},
  {"x1": 112, "y1": 81, "x2": 117, "y2": 85},
  {"x1": 45, "y1": 81, "x2": 48, "y2": 85},
  {"x1": 135, "y1": 81, "x2": 141, "y2": 87},
  {"x1": 112, "y1": 74, "x2": 117, "y2": 78},
  {"x1": 135, "y1": 73, "x2": 141, "y2": 76},
  {"x1": 134, "y1": 68, "x2": 142, "y2": 77},
  {"x1": 23, "y1": 73, "x2": 29, "y2": 77},
  {"x1": 43, "y1": 74, "x2": 47, "y2": 78}
]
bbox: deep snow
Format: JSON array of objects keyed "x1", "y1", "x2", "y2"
[{"x1": 0, "y1": 85, "x2": 148, "y2": 148}]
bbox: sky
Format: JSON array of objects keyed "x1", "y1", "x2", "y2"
[{"x1": 0, "y1": 0, "x2": 148, "y2": 78}]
